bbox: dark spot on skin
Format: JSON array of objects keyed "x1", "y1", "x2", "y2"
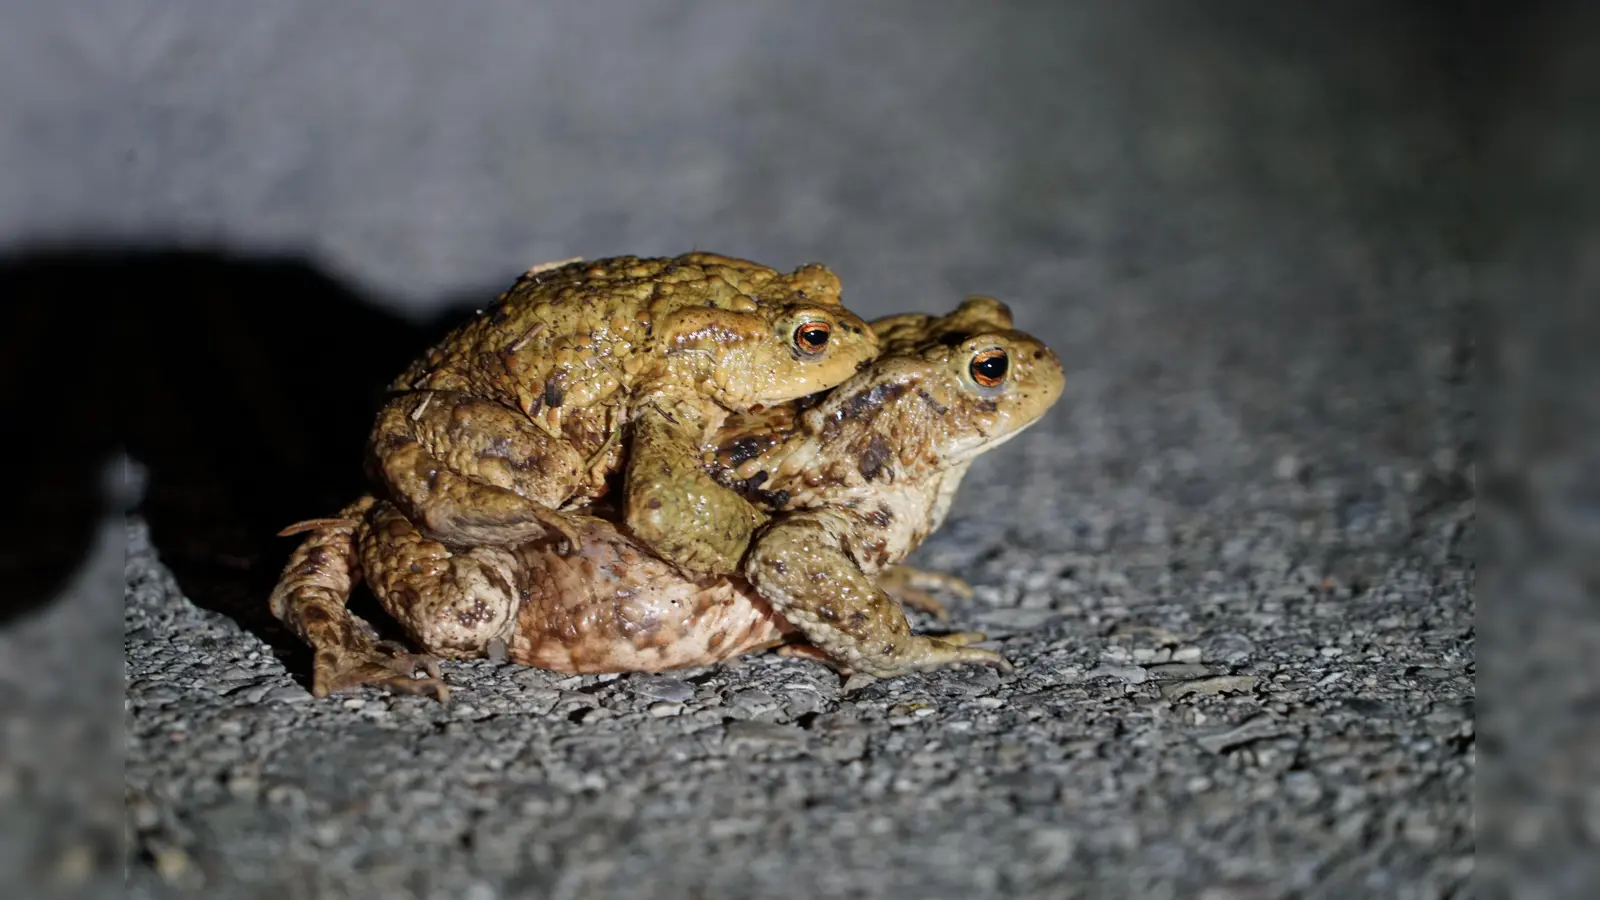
[
  {"x1": 543, "y1": 378, "x2": 565, "y2": 409},
  {"x1": 648, "y1": 498, "x2": 662, "y2": 509},
  {"x1": 299, "y1": 605, "x2": 330, "y2": 623},
  {"x1": 1034, "y1": 351, "x2": 1046, "y2": 360},
  {"x1": 457, "y1": 597, "x2": 493, "y2": 627},
  {"x1": 769, "y1": 559, "x2": 788, "y2": 574},
  {"x1": 375, "y1": 433, "x2": 418, "y2": 455},
  {"x1": 755, "y1": 489, "x2": 790, "y2": 508},
  {"x1": 866, "y1": 505, "x2": 894, "y2": 527},
  {"x1": 483, "y1": 435, "x2": 513, "y2": 458},
  {"x1": 505, "y1": 451, "x2": 545, "y2": 474},
  {"x1": 707, "y1": 631, "x2": 726, "y2": 651},
  {"x1": 725, "y1": 437, "x2": 767, "y2": 466},
  {"x1": 858, "y1": 435, "x2": 892, "y2": 481},
  {"x1": 918, "y1": 389, "x2": 949, "y2": 416},
  {"x1": 792, "y1": 392, "x2": 827, "y2": 413},
  {"x1": 817, "y1": 606, "x2": 839, "y2": 622},
  {"x1": 938, "y1": 331, "x2": 972, "y2": 347},
  {"x1": 837, "y1": 382, "x2": 909, "y2": 421},
  {"x1": 868, "y1": 540, "x2": 892, "y2": 568},
  {"x1": 850, "y1": 611, "x2": 869, "y2": 629},
  {"x1": 978, "y1": 399, "x2": 999, "y2": 413},
  {"x1": 883, "y1": 643, "x2": 897, "y2": 655}
]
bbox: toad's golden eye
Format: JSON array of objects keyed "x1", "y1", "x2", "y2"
[
  {"x1": 970, "y1": 348, "x2": 1009, "y2": 387},
  {"x1": 794, "y1": 321, "x2": 832, "y2": 354}
]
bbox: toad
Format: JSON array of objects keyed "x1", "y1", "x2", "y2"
[{"x1": 367, "y1": 252, "x2": 879, "y2": 576}]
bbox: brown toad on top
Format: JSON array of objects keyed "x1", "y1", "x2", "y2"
[
  {"x1": 269, "y1": 296, "x2": 1063, "y2": 699},
  {"x1": 367, "y1": 252, "x2": 880, "y2": 576}
]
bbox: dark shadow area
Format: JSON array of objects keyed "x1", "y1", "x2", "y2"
[{"x1": 0, "y1": 247, "x2": 485, "y2": 654}]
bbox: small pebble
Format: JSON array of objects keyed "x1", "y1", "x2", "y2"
[
  {"x1": 1274, "y1": 454, "x2": 1304, "y2": 480},
  {"x1": 632, "y1": 676, "x2": 695, "y2": 703},
  {"x1": 266, "y1": 686, "x2": 311, "y2": 704},
  {"x1": 51, "y1": 843, "x2": 95, "y2": 886},
  {"x1": 725, "y1": 720, "x2": 806, "y2": 748},
  {"x1": 727, "y1": 688, "x2": 778, "y2": 715},
  {"x1": 486, "y1": 638, "x2": 508, "y2": 663},
  {"x1": 1195, "y1": 714, "x2": 1291, "y2": 753},
  {"x1": 152, "y1": 843, "x2": 193, "y2": 883},
  {"x1": 647, "y1": 701, "x2": 683, "y2": 718},
  {"x1": 1161, "y1": 675, "x2": 1259, "y2": 700},
  {"x1": 1084, "y1": 665, "x2": 1149, "y2": 685},
  {"x1": 842, "y1": 674, "x2": 878, "y2": 693},
  {"x1": 1144, "y1": 663, "x2": 1210, "y2": 680}
]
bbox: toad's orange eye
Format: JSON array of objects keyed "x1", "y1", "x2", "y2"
[
  {"x1": 794, "y1": 322, "x2": 831, "y2": 354},
  {"x1": 970, "y1": 348, "x2": 1009, "y2": 387}
]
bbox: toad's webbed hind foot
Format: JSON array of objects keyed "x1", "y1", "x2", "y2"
[
  {"x1": 270, "y1": 495, "x2": 453, "y2": 702},
  {"x1": 313, "y1": 640, "x2": 451, "y2": 703}
]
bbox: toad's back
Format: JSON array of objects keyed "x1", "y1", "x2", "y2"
[{"x1": 391, "y1": 253, "x2": 827, "y2": 416}]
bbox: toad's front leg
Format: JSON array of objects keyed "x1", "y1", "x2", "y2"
[
  {"x1": 743, "y1": 511, "x2": 1011, "y2": 678},
  {"x1": 624, "y1": 402, "x2": 769, "y2": 575},
  {"x1": 369, "y1": 390, "x2": 588, "y2": 550},
  {"x1": 268, "y1": 496, "x2": 450, "y2": 701}
]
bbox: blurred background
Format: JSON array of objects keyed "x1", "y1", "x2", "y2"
[{"x1": 0, "y1": 1, "x2": 1584, "y2": 897}]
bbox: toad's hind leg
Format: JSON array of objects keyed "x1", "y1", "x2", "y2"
[
  {"x1": 356, "y1": 501, "x2": 523, "y2": 661},
  {"x1": 268, "y1": 496, "x2": 450, "y2": 702},
  {"x1": 370, "y1": 391, "x2": 588, "y2": 551},
  {"x1": 744, "y1": 511, "x2": 1012, "y2": 679}
]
